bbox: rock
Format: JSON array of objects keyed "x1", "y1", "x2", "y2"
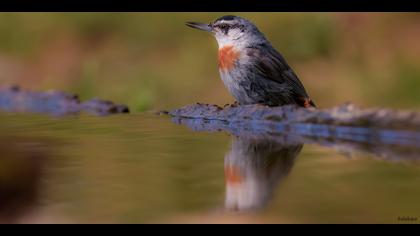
[
  {"x1": 0, "y1": 86, "x2": 130, "y2": 116},
  {"x1": 168, "y1": 103, "x2": 420, "y2": 131},
  {"x1": 170, "y1": 105, "x2": 420, "y2": 162}
]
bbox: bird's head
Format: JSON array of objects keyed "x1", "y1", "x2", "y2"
[{"x1": 186, "y1": 15, "x2": 266, "y2": 48}]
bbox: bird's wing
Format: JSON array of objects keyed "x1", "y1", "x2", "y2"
[{"x1": 247, "y1": 44, "x2": 315, "y2": 107}]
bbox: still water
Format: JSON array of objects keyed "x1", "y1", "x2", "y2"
[{"x1": 0, "y1": 112, "x2": 419, "y2": 224}]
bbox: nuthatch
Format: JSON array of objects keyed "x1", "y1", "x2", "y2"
[{"x1": 186, "y1": 15, "x2": 316, "y2": 108}]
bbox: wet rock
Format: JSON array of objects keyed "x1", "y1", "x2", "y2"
[
  {"x1": 81, "y1": 99, "x2": 130, "y2": 116},
  {"x1": 172, "y1": 113, "x2": 420, "y2": 163},
  {"x1": 0, "y1": 86, "x2": 129, "y2": 116},
  {"x1": 169, "y1": 103, "x2": 420, "y2": 131},
  {"x1": 169, "y1": 103, "x2": 420, "y2": 162}
]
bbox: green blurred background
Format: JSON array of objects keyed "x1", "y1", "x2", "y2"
[{"x1": 1, "y1": 13, "x2": 420, "y2": 112}]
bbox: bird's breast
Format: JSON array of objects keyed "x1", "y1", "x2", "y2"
[{"x1": 218, "y1": 45, "x2": 240, "y2": 71}]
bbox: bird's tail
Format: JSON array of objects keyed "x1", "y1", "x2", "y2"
[
  {"x1": 308, "y1": 99, "x2": 316, "y2": 108},
  {"x1": 297, "y1": 97, "x2": 316, "y2": 108}
]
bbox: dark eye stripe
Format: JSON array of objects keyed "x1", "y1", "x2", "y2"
[
  {"x1": 215, "y1": 24, "x2": 244, "y2": 30},
  {"x1": 230, "y1": 24, "x2": 243, "y2": 29},
  {"x1": 218, "y1": 24, "x2": 228, "y2": 29}
]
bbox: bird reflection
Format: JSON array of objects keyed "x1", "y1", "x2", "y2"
[
  {"x1": 224, "y1": 136, "x2": 302, "y2": 212},
  {"x1": 171, "y1": 115, "x2": 420, "y2": 213},
  {"x1": 170, "y1": 116, "x2": 304, "y2": 212}
]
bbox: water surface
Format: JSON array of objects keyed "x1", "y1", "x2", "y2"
[{"x1": 0, "y1": 112, "x2": 419, "y2": 223}]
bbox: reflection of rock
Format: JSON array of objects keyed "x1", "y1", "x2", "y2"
[
  {"x1": 169, "y1": 103, "x2": 420, "y2": 150},
  {"x1": 0, "y1": 137, "x2": 48, "y2": 223},
  {"x1": 224, "y1": 137, "x2": 302, "y2": 212},
  {"x1": 172, "y1": 116, "x2": 420, "y2": 162},
  {"x1": 172, "y1": 115, "x2": 420, "y2": 213}
]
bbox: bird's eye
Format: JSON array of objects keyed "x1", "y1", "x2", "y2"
[{"x1": 219, "y1": 24, "x2": 228, "y2": 29}]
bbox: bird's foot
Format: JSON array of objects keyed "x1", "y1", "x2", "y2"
[
  {"x1": 223, "y1": 101, "x2": 241, "y2": 108},
  {"x1": 231, "y1": 101, "x2": 241, "y2": 107}
]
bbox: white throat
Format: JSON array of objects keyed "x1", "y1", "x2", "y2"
[{"x1": 215, "y1": 36, "x2": 249, "y2": 50}]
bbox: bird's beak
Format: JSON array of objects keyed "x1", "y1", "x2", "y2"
[{"x1": 185, "y1": 22, "x2": 213, "y2": 32}]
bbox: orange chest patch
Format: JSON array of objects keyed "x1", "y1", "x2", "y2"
[
  {"x1": 225, "y1": 166, "x2": 244, "y2": 185},
  {"x1": 218, "y1": 45, "x2": 240, "y2": 71}
]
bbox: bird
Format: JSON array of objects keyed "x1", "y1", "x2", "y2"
[{"x1": 186, "y1": 15, "x2": 316, "y2": 108}]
